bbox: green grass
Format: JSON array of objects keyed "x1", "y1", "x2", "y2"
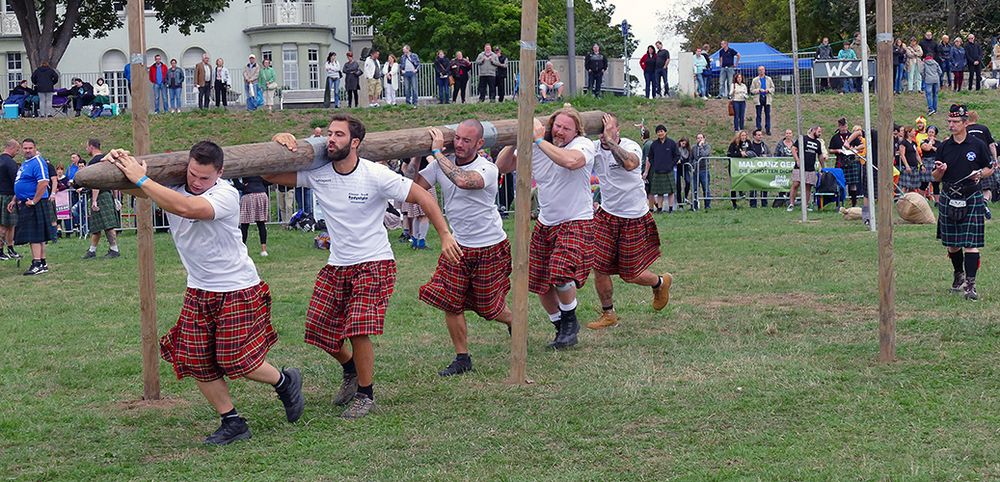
[{"x1": 1, "y1": 94, "x2": 1000, "y2": 479}]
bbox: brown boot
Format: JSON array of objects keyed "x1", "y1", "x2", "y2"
[
  {"x1": 587, "y1": 311, "x2": 619, "y2": 330},
  {"x1": 652, "y1": 273, "x2": 673, "y2": 311}
]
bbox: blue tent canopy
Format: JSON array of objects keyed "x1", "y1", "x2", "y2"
[{"x1": 706, "y1": 42, "x2": 812, "y2": 76}]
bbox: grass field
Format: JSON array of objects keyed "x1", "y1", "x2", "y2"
[{"x1": 1, "y1": 94, "x2": 1000, "y2": 479}]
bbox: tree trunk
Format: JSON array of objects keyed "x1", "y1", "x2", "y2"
[{"x1": 10, "y1": 0, "x2": 80, "y2": 72}]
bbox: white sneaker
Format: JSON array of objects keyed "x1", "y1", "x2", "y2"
[
  {"x1": 260, "y1": 251, "x2": 269, "y2": 257},
  {"x1": 786, "y1": 204, "x2": 794, "y2": 212},
  {"x1": 807, "y1": 207, "x2": 814, "y2": 212}
]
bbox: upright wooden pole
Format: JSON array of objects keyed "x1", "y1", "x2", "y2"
[
  {"x1": 788, "y1": 0, "x2": 807, "y2": 222},
  {"x1": 508, "y1": 0, "x2": 538, "y2": 385},
  {"x1": 128, "y1": 0, "x2": 159, "y2": 399},
  {"x1": 874, "y1": 0, "x2": 896, "y2": 362}
]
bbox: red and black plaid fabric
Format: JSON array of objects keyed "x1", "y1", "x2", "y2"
[
  {"x1": 593, "y1": 208, "x2": 661, "y2": 279},
  {"x1": 239, "y1": 192, "x2": 270, "y2": 224},
  {"x1": 305, "y1": 260, "x2": 397, "y2": 356},
  {"x1": 419, "y1": 239, "x2": 512, "y2": 319},
  {"x1": 159, "y1": 282, "x2": 277, "y2": 382},
  {"x1": 528, "y1": 219, "x2": 595, "y2": 295}
]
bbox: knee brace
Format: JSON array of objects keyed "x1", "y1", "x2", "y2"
[{"x1": 554, "y1": 282, "x2": 575, "y2": 292}]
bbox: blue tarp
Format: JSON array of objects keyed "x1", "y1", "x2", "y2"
[{"x1": 706, "y1": 42, "x2": 813, "y2": 76}]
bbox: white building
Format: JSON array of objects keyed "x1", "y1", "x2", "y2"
[{"x1": 0, "y1": 0, "x2": 373, "y2": 107}]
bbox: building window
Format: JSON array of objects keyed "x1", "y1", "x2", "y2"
[
  {"x1": 7, "y1": 52, "x2": 22, "y2": 92},
  {"x1": 307, "y1": 48, "x2": 319, "y2": 89},
  {"x1": 261, "y1": 50, "x2": 272, "y2": 63},
  {"x1": 4, "y1": 0, "x2": 14, "y2": 12},
  {"x1": 103, "y1": 71, "x2": 130, "y2": 109},
  {"x1": 282, "y1": 46, "x2": 298, "y2": 90}
]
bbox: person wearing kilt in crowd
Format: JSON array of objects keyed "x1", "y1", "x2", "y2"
[
  {"x1": 965, "y1": 111, "x2": 998, "y2": 219},
  {"x1": 268, "y1": 114, "x2": 461, "y2": 418},
  {"x1": 8, "y1": 139, "x2": 52, "y2": 275},
  {"x1": 588, "y1": 113, "x2": 673, "y2": 330},
  {"x1": 233, "y1": 176, "x2": 270, "y2": 257},
  {"x1": 0, "y1": 140, "x2": 21, "y2": 261},
  {"x1": 106, "y1": 141, "x2": 304, "y2": 445},
  {"x1": 933, "y1": 104, "x2": 994, "y2": 301},
  {"x1": 898, "y1": 127, "x2": 923, "y2": 193},
  {"x1": 920, "y1": 126, "x2": 943, "y2": 202},
  {"x1": 830, "y1": 117, "x2": 864, "y2": 207},
  {"x1": 497, "y1": 107, "x2": 597, "y2": 349},
  {"x1": 402, "y1": 157, "x2": 435, "y2": 250},
  {"x1": 643, "y1": 125, "x2": 679, "y2": 213},
  {"x1": 640, "y1": 127, "x2": 654, "y2": 210},
  {"x1": 415, "y1": 122, "x2": 512, "y2": 376},
  {"x1": 81, "y1": 139, "x2": 122, "y2": 259}
]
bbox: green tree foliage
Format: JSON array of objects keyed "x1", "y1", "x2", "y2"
[
  {"x1": 10, "y1": 0, "x2": 233, "y2": 71},
  {"x1": 354, "y1": 0, "x2": 632, "y2": 60}
]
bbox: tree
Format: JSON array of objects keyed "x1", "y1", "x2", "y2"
[
  {"x1": 10, "y1": 0, "x2": 233, "y2": 72},
  {"x1": 540, "y1": 0, "x2": 637, "y2": 58}
]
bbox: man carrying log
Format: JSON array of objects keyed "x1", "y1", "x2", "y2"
[
  {"x1": 415, "y1": 121, "x2": 512, "y2": 376},
  {"x1": 587, "y1": 113, "x2": 672, "y2": 330},
  {"x1": 497, "y1": 107, "x2": 597, "y2": 349},
  {"x1": 105, "y1": 141, "x2": 304, "y2": 445},
  {"x1": 933, "y1": 104, "x2": 994, "y2": 301},
  {"x1": 267, "y1": 114, "x2": 461, "y2": 418}
]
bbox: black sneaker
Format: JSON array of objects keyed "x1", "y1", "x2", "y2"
[
  {"x1": 397, "y1": 232, "x2": 410, "y2": 243},
  {"x1": 0, "y1": 250, "x2": 9, "y2": 261},
  {"x1": 275, "y1": 368, "x2": 304, "y2": 423},
  {"x1": 950, "y1": 271, "x2": 967, "y2": 294},
  {"x1": 438, "y1": 357, "x2": 472, "y2": 377},
  {"x1": 23, "y1": 262, "x2": 46, "y2": 276},
  {"x1": 965, "y1": 278, "x2": 979, "y2": 301},
  {"x1": 7, "y1": 247, "x2": 21, "y2": 259},
  {"x1": 333, "y1": 372, "x2": 358, "y2": 406},
  {"x1": 81, "y1": 250, "x2": 96, "y2": 259},
  {"x1": 104, "y1": 249, "x2": 120, "y2": 259},
  {"x1": 204, "y1": 416, "x2": 251, "y2": 445}
]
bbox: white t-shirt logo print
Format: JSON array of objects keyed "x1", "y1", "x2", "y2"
[{"x1": 348, "y1": 192, "x2": 370, "y2": 203}]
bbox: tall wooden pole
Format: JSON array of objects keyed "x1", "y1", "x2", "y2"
[
  {"x1": 875, "y1": 0, "x2": 896, "y2": 362},
  {"x1": 508, "y1": 0, "x2": 538, "y2": 385},
  {"x1": 788, "y1": 0, "x2": 807, "y2": 222},
  {"x1": 859, "y1": 0, "x2": 877, "y2": 232},
  {"x1": 128, "y1": 0, "x2": 159, "y2": 399}
]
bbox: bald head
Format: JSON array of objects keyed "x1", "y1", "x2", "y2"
[
  {"x1": 4, "y1": 139, "x2": 19, "y2": 155},
  {"x1": 453, "y1": 119, "x2": 486, "y2": 163}
]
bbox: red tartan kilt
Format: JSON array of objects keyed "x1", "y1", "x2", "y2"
[
  {"x1": 304, "y1": 261, "x2": 397, "y2": 356},
  {"x1": 160, "y1": 282, "x2": 277, "y2": 382},
  {"x1": 419, "y1": 239, "x2": 512, "y2": 319},
  {"x1": 528, "y1": 219, "x2": 595, "y2": 294},
  {"x1": 593, "y1": 209, "x2": 661, "y2": 279}
]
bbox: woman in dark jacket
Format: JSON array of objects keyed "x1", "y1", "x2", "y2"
[
  {"x1": 951, "y1": 38, "x2": 967, "y2": 92},
  {"x1": 449, "y1": 52, "x2": 472, "y2": 103},
  {"x1": 727, "y1": 130, "x2": 751, "y2": 209},
  {"x1": 639, "y1": 45, "x2": 657, "y2": 99},
  {"x1": 893, "y1": 38, "x2": 906, "y2": 93},
  {"x1": 342, "y1": 51, "x2": 362, "y2": 108},
  {"x1": 233, "y1": 176, "x2": 271, "y2": 257},
  {"x1": 433, "y1": 50, "x2": 451, "y2": 104},
  {"x1": 31, "y1": 61, "x2": 59, "y2": 117}
]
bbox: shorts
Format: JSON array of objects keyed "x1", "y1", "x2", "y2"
[{"x1": 791, "y1": 169, "x2": 818, "y2": 186}]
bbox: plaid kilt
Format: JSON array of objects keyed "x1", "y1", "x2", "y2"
[
  {"x1": 13, "y1": 201, "x2": 53, "y2": 245},
  {"x1": 239, "y1": 192, "x2": 270, "y2": 224},
  {"x1": 403, "y1": 201, "x2": 425, "y2": 218},
  {"x1": 919, "y1": 166, "x2": 934, "y2": 185},
  {"x1": 899, "y1": 168, "x2": 923, "y2": 190},
  {"x1": 159, "y1": 282, "x2": 277, "y2": 382},
  {"x1": 529, "y1": 219, "x2": 595, "y2": 295},
  {"x1": 937, "y1": 191, "x2": 985, "y2": 248},
  {"x1": 0, "y1": 194, "x2": 17, "y2": 226},
  {"x1": 419, "y1": 239, "x2": 512, "y2": 319},
  {"x1": 980, "y1": 171, "x2": 999, "y2": 192},
  {"x1": 593, "y1": 209, "x2": 661, "y2": 279},
  {"x1": 841, "y1": 157, "x2": 862, "y2": 188},
  {"x1": 649, "y1": 170, "x2": 675, "y2": 195},
  {"x1": 87, "y1": 191, "x2": 121, "y2": 234},
  {"x1": 305, "y1": 260, "x2": 397, "y2": 356}
]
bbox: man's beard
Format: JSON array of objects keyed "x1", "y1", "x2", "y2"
[{"x1": 327, "y1": 143, "x2": 351, "y2": 162}]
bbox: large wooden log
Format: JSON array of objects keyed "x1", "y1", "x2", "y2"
[{"x1": 74, "y1": 110, "x2": 607, "y2": 190}]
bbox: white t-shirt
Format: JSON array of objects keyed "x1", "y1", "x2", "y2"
[
  {"x1": 420, "y1": 155, "x2": 506, "y2": 248},
  {"x1": 593, "y1": 137, "x2": 648, "y2": 218},
  {"x1": 166, "y1": 182, "x2": 261, "y2": 292},
  {"x1": 298, "y1": 158, "x2": 413, "y2": 266},
  {"x1": 528, "y1": 136, "x2": 596, "y2": 226}
]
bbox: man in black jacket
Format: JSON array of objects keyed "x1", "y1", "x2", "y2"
[
  {"x1": 69, "y1": 78, "x2": 95, "y2": 117},
  {"x1": 494, "y1": 47, "x2": 509, "y2": 102},
  {"x1": 585, "y1": 43, "x2": 609, "y2": 97},
  {"x1": 965, "y1": 34, "x2": 983, "y2": 91},
  {"x1": 30, "y1": 61, "x2": 59, "y2": 117}
]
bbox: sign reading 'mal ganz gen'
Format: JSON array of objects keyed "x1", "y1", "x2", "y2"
[{"x1": 813, "y1": 59, "x2": 878, "y2": 79}]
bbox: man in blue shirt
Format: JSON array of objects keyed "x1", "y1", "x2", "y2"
[
  {"x1": 8, "y1": 138, "x2": 53, "y2": 275},
  {"x1": 718, "y1": 40, "x2": 740, "y2": 99}
]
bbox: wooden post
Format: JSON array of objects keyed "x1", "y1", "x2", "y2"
[
  {"x1": 875, "y1": 0, "x2": 896, "y2": 362},
  {"x1": 788, "y1": 0, "x2": 807, "y2": 222},
  {"x1": 128, "y1": 0, "x2": 159, "y2": 399},
  {"x1": 508, "y1": 0, "x2": 538, "y2": 385},
  {"x1": 859, "y1": 0, "x2": 877, "y2": 232}
]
